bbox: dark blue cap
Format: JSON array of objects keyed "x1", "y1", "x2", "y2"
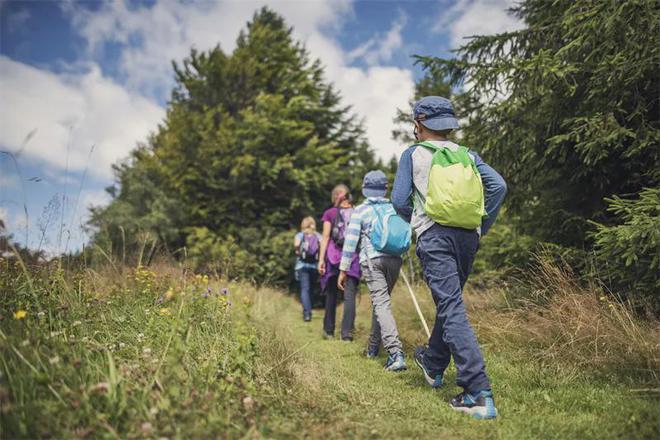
[
  {"x1": 413, "y1": 96, "x2": 459, "y2": 131},
  {"x1": 362, "y1": 170, "x2": 387, "y2": 198}
]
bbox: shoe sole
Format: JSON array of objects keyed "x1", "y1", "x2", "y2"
[
  {"x1": 414, "y1": 356, "x2": 442, "y2": 388},
  {"x1": 451, "y1": 405, "x2": 498, "y2": 420},
  {"x1": 385, "y1": 363, "x2": 407, "y2": 372}
]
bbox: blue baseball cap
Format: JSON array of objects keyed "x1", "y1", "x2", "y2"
[
  {"x1": 413, "y1": 96, "x2": 459, "y2": 131},
  {"x1": 362, "y1": 170, "x2": 388, "y2": 198}
]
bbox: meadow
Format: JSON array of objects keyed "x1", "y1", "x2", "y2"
[{"x1": 1, "y1": 256, "x2": 658, "y2": 439}]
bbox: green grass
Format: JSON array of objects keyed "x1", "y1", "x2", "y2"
[
  {"x1": 251, "y1": 285, "x2": 660, "y2": 439},
  {"x1": 1, "y1": 261, "x2": 658, "y2": 439}
]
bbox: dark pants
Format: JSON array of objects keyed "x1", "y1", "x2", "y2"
[
  {"x1": 323, "y1": 275, "x2": 358, "y2": 339},
  {"x1": 416, "y1": 223, "x2": 491, "y2": 395},
  {"x1": 297, "y1": 268, "x2": 315, "y2": 319}
]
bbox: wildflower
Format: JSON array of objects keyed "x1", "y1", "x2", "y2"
[
  {"x1": 49, "y1": 355, "x2": 60, "y2": 365},
  {"x1": 72, "y1": 320, "x2": 82, "y2": 327},
  {"x1": 50, "y1": 331, "x2": 63, "y2": 338},
  {"x1": 119, "y1": 342, "x2": 126, "y2": 349},
  {"x1": 90, "y1": 382, "x2": 110, "y2": 394},
  {"x1": 164, "y1": 288, "x2": 174, "y2": 301},
  {"x1": 13, "y1": 310, "x2": 27, "y2": 320},
  {"x1": 137, "y1": 333, "x2": 145, "y2": 341},
  {"x1": 608, "y1": 303, "x2": 615, "y2": 309},
  {"x1": 219, "y1": 287, "x2": 229, "y2": 296},
  {"x1": 143, "y1": 347, "x2": 152, "y2": 355},
  {"x1": 599, "y1": 296, "x2": 606, "y2": 301},
  {"x1": 159, "y1": 308, "x2": 171, "y2": 316},
  {"x1": 20, "y1": 339, "x2": 29, "y2": 347},
  {"x1": 37, "y1": 311, "x2": 45, "y2": 319},
  {"x1": 242, "y1": 396, "x2": 255, "y2": 411}
]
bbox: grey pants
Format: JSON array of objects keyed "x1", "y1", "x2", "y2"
[{"x1": 361, "y1": 256, "x2": 403, "y2": 356}]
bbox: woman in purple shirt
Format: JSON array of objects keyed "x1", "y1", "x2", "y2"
[{"x1": 318, "y1": 184, "x2": 360, "y2": 341}]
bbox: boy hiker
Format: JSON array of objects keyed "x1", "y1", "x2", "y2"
[
  {"x1": 392, "y1": 96, "x2": 507, "y2": 419},
  {"x1": 338, "y1": 170, "x2": 412, "y2": 372}
]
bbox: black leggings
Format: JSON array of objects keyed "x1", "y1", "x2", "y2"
[{"x1": 323, "y1": 275, "x2": 358, "y2": 339}]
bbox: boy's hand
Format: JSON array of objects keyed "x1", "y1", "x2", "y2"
[
  {"x1": 318, "y1": 261, "x2": 325, "y2": 276},
  {"x1": 337, "y1": 271, "x2": 347, "y2": 291}
]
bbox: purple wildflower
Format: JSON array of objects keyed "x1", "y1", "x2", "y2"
[{"x1": 219, "y1": 287, "x2": 229, "y2": 296}]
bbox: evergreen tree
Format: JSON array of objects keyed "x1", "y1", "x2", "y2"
[
  {"x1": 89, "y1": 8, "x2": 377, "y2": 283},
  {"x1": 418, "y1": 0, "x2": 659, "y2": 246}
]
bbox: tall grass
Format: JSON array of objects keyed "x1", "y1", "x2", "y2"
[
  {"x1": 472, "y1": 257, "x2": 659, "y2": 380},
  {"x1": 0, "y1": 259, "x2": 261, "y2": 438}
]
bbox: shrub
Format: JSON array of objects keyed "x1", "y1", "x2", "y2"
[{"x1": 590, "y1": 188, "x2": 660, "y2": 312}]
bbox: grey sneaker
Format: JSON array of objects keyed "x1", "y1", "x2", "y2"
[{"x1": 384, "y1": 352, "x2": 407, "y2": 372}]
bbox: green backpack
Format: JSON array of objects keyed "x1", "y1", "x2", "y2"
[{"x1": 417, "y1": 141, "x2": 487, "y2": 229}]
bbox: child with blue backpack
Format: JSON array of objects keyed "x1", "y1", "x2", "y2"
[
  {"x1": 294, "y1": 216, "x2": 321, "y2": 322},
  {"x1": 338, "y1": 170, "x2": 411, "y2": 371}
]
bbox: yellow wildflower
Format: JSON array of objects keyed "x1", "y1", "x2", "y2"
[
  {"x1": 13, "y1": 310, "x2": 27, "y2": 320},
  {"x1": 159, "y1": 308, "x2": 171, "y2": 316},
  {"x1": 164, "y1": 287, "x2": 174, "y2": 301}
]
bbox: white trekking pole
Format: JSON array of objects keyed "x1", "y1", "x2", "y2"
[{"x1": 400, "y1": 269, "x2": 431, "y2": 339}]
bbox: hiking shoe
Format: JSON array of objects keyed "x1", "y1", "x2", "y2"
[
  {"x1": 365, "y1": 346, "x2": 379, "y2": 358},
  {"x1": 322, "y1": 332, "x2": 334, "y2": 340},
  {"x1": 385, "y1": 352, "x2": 407, "y2": 372},
  {"x1": 450, "y1": 390, "x2": 498, "y2": 420},
  {"x1": 414, "y1": 346, "x2": 443, "y2": 388},
  {"x1": 341, "y1": 337, "x2": 353, "y2": 342},
  {"x1": 303, "y1": 314, "x2": 311, "y2": 322}
]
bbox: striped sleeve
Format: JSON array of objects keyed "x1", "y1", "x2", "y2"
[{"x1": 339, "y1": 206, "x2": 364, "y2": 271}]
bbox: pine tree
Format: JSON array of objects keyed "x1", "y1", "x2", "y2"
[{"x1": 418, "y1": 0, "x2": 659, "y2": 246}]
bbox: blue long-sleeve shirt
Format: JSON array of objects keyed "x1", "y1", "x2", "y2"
[{"x1": 392, "y1": 141, "x2": 507, "y2": 238}]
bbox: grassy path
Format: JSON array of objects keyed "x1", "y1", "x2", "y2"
[{"x1": 250, "y1": 285, "x2": 659, "y2": 439}]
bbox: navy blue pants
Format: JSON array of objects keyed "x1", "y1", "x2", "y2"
[{"x1": 416, "y1": 223, "x2": 491, "y2": 394}]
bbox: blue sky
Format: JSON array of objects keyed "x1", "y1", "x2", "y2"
[{"x1": 0, "y1": 0, "x2": 520, "y2": 255}]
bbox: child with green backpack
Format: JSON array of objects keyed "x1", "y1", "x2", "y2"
[
  {"x1": 392, "y1": 96, "x2": 506, "y2": 419},
  {"x1": 338, "y1": 170, "x2": 411, "y2": 371}
]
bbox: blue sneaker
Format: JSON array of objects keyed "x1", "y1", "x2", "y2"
[
  {"x1": 365, "y1": 346, "x2": 379, "y2": 358},
  {"x1": 450, "y1": 390, "x2": 498, "y2": 420},
  {"x1": 414, "y1": 346, "x2": 443, "y2": 388},
  {"x1": 385, "y1": 352, "x2": 407, "y2": 372}
]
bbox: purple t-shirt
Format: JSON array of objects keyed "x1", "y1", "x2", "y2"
[{"x1": 320, "y1": 207, "x2": 360, "y2": 290}]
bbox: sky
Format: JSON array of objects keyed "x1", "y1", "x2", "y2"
[{"x1": 0, "y1": 0, "x2": 521, "y2": 255}]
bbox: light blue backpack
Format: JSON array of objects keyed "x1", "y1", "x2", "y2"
[{"x1": 369, "y1": 201, "x2": 411, "y2": 256}]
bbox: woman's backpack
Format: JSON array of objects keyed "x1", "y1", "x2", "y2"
[
  {"x1": 300, "y1": 233, "x2": 320, "y2": 263},
  {"x1": 369, "y1": 202, "x2": 411, "y2": 256},
  {"x1": 330, "y1": 208, "x2": 351, "y2": 248}
]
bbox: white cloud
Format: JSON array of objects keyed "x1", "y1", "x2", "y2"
[
  {"x1": 435, "y1": 0, "x2": 523, "y2": 48},
  {"x1": 65, "y1": 0, "x2": 413, "y2": 161},
  {"x1": 348, "y1": 12, "x2": 407, "y2": 66},
  {"x1": 0, "y1": 56, "x2": 164, "y2": 179}
]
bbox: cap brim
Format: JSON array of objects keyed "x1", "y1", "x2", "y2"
[
  {"x1": 362, "y1": 188, "x2": 387, "y2": 198},
  {"x1": 421, "y1": 116, "x2": 459, "y2": 131}
]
